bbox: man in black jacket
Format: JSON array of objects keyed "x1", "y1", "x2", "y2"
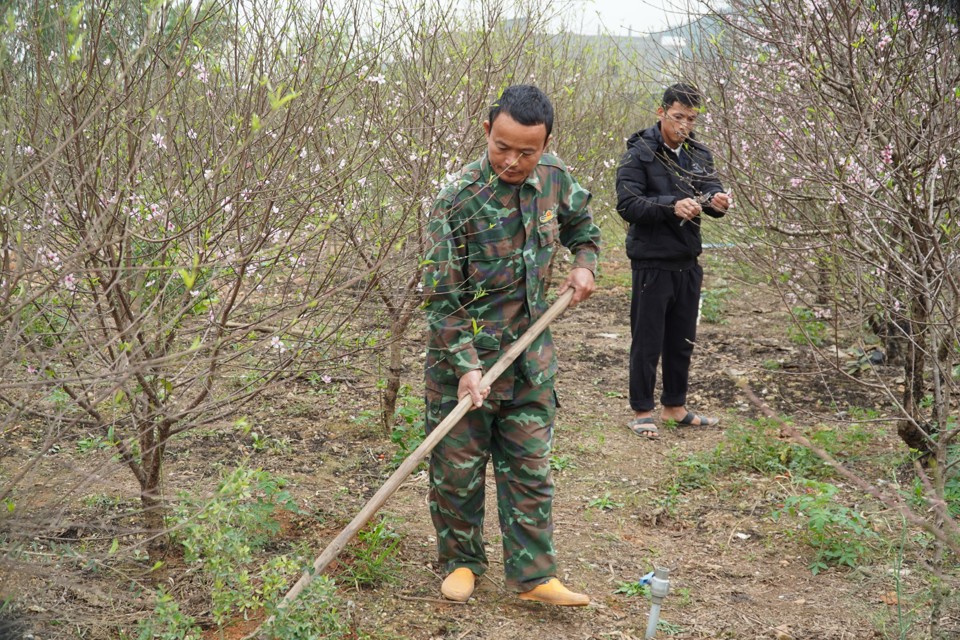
[{"x1": 615, "y1": 83, "x2": 731, "y2": 439}]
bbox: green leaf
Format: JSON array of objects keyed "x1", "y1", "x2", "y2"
[
  {"x1": 269, "y1": 86, "x2": 299, "y2": 110},
  {"x1": 178, "y1": 268, "x2": 196, "y2": 290}
]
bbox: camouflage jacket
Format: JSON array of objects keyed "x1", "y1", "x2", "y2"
[{"x1": 422, "y1": 151, "x2": 601, "y2": 400}]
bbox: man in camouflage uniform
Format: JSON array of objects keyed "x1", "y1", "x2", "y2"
[{"x1": 422, "y1": 85, "x2": 600, "y2": 605}]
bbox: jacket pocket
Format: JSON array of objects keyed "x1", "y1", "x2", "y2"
[
  {"x1": 472, "y1": 328, "x2": 501, "y2": 352},
  {"x1": 537, "y1": 217, "x2": 559, "y2": 248}
]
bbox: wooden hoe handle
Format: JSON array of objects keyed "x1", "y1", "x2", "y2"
[{"x1": 253, "y1": 288, "x2": 575, "y2": 636}]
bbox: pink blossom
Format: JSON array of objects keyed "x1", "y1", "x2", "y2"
[
  {"x1": 193, "y1": 61, "x2": 209, "y2": 83},
  {"x1": 152, "y1": 133, "x2": 166, "y2": 150}
]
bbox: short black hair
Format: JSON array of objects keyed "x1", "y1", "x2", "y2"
[
  {"x1": 488, "y1": 85, "x2": 554, "y2": 139},
  {"x1": 662, "y1": 83, "x2": 702, "y2": 110}
]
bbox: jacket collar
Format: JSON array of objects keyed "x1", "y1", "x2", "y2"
[
  {"x1": 480, "y1": 152, "x2": 543, "y2": 193},
  {"x1": 635, "y1": 123, "x2": 704, "y2": 154}
]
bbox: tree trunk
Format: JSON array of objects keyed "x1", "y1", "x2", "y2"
[
  {"x1": 140, "y1": 423, "x2": 170, "y2": 561},
  {"x1": 381, "y1": 313, "x2": 412, "y2": 433},
  {"x1": 898, "y1": 303, "x2": 932, "y2": 454},
  {"x1": 381, "y1": 353, "x2": 403, "y2": 434}
]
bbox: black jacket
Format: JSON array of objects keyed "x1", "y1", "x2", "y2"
[{"x1": 616, "y1": 123, "x2": 725, "y2": 268}]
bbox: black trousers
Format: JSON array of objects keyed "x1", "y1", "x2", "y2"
[{"x1": 629, "y1": 264, "x2": 703, "y2": 412}]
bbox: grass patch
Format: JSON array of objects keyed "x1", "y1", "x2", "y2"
[{"x1": 658, "y1": 417, "x2": 884, "y2": 573}]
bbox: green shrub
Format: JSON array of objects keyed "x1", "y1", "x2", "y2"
[
  {"x1": 700, "y1": 287, "x2": 732, "y2": 324},
  {"x1": 133, "y1": 588, "x2": 201, "y2": 640},
  {"x1": 264, "y1": 576, "x2": 349, "y2": 640},
  {"x1": 773, "y1": 480, "x2": 880, "y2": 573},
  {"x1": 168, "y1": 466, "x2": 301, "y2": 626}
]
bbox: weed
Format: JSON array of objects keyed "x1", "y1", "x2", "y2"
[
  {"x1": 389, "y1": 386, "x2": 426, "y2": 471},
  {"x1": 678, "y1": 419, "x2": 873, "y2": 481},
  {"x1": 342, "y1": 517, "x2": 403, "y2": 589},
  {"x1": 132, "y1": 587, "x2": 202, "y2": 640},
  {"x1": 76, "y1": 434, "x2": 111, "y2": 454},
  {"x1": 700, "y1": 287, "x2": 731, "y2": 324},
  {"x1": 653, "y1": 483, "x2": 685, "y2": 516},
  {"x1": 575, "y1": 438, "x2": 603, "y2": 455},
  {"x1": 675, "y1": 456, "x2": 715, "y2": 491},
  {"x1": 613, "y1": 581, "x2": 650, "y2": 597},
  {"x1": 762, "y1": 359, "x2": 782, "y2": 370},
  {"x1": 353, "y1": 408, "x2": 380, "y2": 429},
  {"x1": 847, "y1": 406, "x2": 881, "y2": 421},
  {"x1": 788, "y1": 306, "x2": 828, "y2": 347},
  {"x1": 251, "y1": 430, "x2": 292, "y2": 454},
  {"x1": 656, "y1": 619, "x2": 684, "y2": 635},
  {"x1": 550, "y1": 454, "x2": 575, "y2": 472},
  {"x1": 81, "y1": 494, "x2": 125, "y2": 510},
  {"x1": 587, "y1": 492, "x2": 623, "y2": 511},
  {"x1": 773, "y1": 480, "x2": 880, "y2": 573}
]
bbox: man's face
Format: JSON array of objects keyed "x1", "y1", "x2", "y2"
[
  {"x1": 483, "y1": 113, "x2": 549, "y2": 184},
  {"x1": 658, "y1": 101, "x2": 699, "y2": 149}
]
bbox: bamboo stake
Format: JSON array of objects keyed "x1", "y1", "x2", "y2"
[{"x1": 251, "y1": 288, "x2": 574, "y2": 637}]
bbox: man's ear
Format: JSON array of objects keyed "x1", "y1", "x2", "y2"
[
  {"x1": 543, "y1": 134, "x2": 551, "y2": 149},
  {"x1": 483, "y1": 120, "x2": 491, "y2": 137}
]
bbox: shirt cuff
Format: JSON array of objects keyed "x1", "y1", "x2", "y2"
[
  {"x1": 573, "y1": 250, "x2": 599, "y2": 274},
  {"x1": 447, "y1": 343, "x2": 481, "y2": 378}
]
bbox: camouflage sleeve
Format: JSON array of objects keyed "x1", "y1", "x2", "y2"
[
  {"x1": 422, "y1": 196, "x2": 482, "y2": 378},
  {"x1": 557, "y1": 171, "x2": 601, "y2": 273}
]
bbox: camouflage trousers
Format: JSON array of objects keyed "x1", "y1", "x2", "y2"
[{"x1": 425, "y1": 373, "x2": 557, "y2": 592}]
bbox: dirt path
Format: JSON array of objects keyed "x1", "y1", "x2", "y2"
[{"x1": 307, "y1": 249, "x2": 906, "y2": 639}]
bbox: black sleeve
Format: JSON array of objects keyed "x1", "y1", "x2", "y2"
[{"x1": 616, "y1": 149, "x2": 676, "y2": 226}]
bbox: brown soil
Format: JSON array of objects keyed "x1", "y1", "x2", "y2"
[{"x1": 1, "y1": 249, "x2": 954, "y2": 639}]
